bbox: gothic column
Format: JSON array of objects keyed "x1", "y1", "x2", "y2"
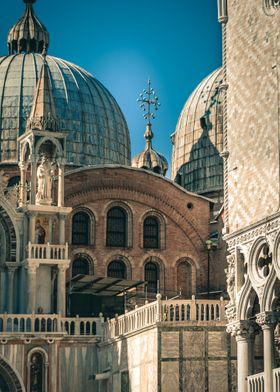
[
  {"x1": 19, "y1": 162, "x2": 27, "y2": 207},
  {"x1": 227, "y1": 320, "x2": 256, "y2": 392},
  {"x1": 7, "y1": 266, "x2": 17, "y2": 313},
  {"x1": 26, "y1": 263, "x2": 38, "y2": 313},
  {"x1": 256, "y1": 312, "x2": 277, "y2": 391},
  {"x1": 29, "y1": 212, "x2": 36, "y2": 244},
  {"x1": 30, "y1": 157, "x2": 37, "y2": 205},
  {"x1": 58, "y1": 215, "x2": 65, "y2": 245},
  {"x1": 57, "y1": 264, "x2": 67, "y2": 316},
  {"x1": 57, "y1": 162, "x2": 65, "y2": 207}
]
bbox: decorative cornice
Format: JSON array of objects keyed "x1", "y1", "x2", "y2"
[{"x1": 225, "y1": 212, "x2": 280, "y2": 250}]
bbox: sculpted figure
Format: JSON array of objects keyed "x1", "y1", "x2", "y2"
[
  {"x1": 30, "y1": 354, "x2": 42, "y2": 392},
  {"x1": 35, "y1": 220, "x2": 46, "y2": 244},
  {"x1": 225, "y1": 255, "x2": 235, "y2": 304},
  {"x1": 36, "y1": 156, "x2": 54, "y2": 205}
]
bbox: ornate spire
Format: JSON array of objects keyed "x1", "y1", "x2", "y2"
[
  {"x1": 132, "y1": 80, "x2": 168, "y2": 176},
  {"x1": 26, "y1": 57, "x2": 59, "y2": 132},
  {"x1": 7, "y1": 0, "x2": 49, "y2": 54}
]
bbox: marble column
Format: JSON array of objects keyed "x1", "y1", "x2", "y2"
[
  {"x1": 26, "y1": 263, "x2": 38, "y2": 313},
  {"x1": 19, "y1": 162, "x2": 27, "y2": 207},
  {"x1": 58, "y1": 215, "x2": 65, "y2": 245},
  {"x1": 29, "y1": 213, "x2": 36, "y2": 244},
  {"x1": 30, "y1": 158, "x2": 37, "y2": 205},
  {"x1": 57, "y1": 163, "x2": 65, "y2": 207},
  {"x1": 227, "y1": 320, "x2": 256, "y2": 392},
  {"x1": 7, "y1": 267, "x2": 17, "y2": 313},
  {"x1": 256, "y1": 312, "x2": 277, "y2": 392},
  {"x1": 57, "y1": 264, "x2": 67, "y2": 316}
]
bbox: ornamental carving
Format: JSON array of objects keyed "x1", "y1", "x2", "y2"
[
  {"x1": 225, "y1": 254, "x2": 235, "y2": 305},
  {"x1": 263, "y1": 0, "x2": 280, "y2": 15},
  {"x1": 256, "y1": 311, "x2": 278, "y2": 327},
  {"x1": 226, "y1": 320, "x2": 258, "y2": 339}
]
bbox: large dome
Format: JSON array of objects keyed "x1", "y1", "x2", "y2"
[
  {"x1": 171, "y1": 68, "x2": 223, "y2": 199},
  {"x1": 0, "y1": 53, "x2": 131, "y2": 166}
]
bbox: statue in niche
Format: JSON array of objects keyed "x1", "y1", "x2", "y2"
[
  {"x1": 225, "y1": 254, "x2": 235, "y2": 304},
  {"x1": 35, "y1": 220, "x2": 46, "y2": 244},
  {"x1": 30, "y1": 353, "x2": 43, "y2": 392},
  {"x1": 36, "y1": 155, "x2": 54, "y2": 206}
]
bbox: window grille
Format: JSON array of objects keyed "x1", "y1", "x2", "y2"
[
  {"x1": 72, "y1": 212, "x2": 90, "y2": 245},
  {"x1": 145, "y1": 262, "x2": 159, "y2": 293},
  {"x1": 72, "y1": 257, "x2": 90, "y2": 277},
  {"x1": 106, "y1": 207, "x2": 127, "y2": 247},
  {"x1": 107, "y1": 260, "x2": 127, "y2": 279},
  {"x1": 143, "y1": 217, "x2": 159, "y2": 249}
]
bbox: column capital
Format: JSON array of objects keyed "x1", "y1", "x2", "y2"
[
  {"x1": 57, "y1": 262, "x2": 69, "y2": 272},
  {"x1": 256, "y1": 311, "x2": 279, "y2": 329},
  {"x1": 25, "y1": 262, "x2": 39, "y2": 274},
  {"x1": 227, "y1": 320, "x2": 258, "y2": 340}
]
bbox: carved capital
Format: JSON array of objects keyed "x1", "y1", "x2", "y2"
[
  {"x1": 256, "y1": 311, "x2": 279, "y2": 328},
  {"x1": 25, "y1": 263, "x2": 39, "y2": 274},
  {"x1": 227, "y1": 320, "x2": 258, "y2": 340}
]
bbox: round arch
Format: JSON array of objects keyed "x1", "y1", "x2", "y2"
[
  {"x1": 175, "y1": 257, "x2": 197, "y2": 298},
  {"x1": 106, "y1": 255, "x2": 132, "y2": 279},
  {"x1": 0, "y1": 355, "x2": 26, "y2": 392},
  {"x1": 70, "y1": 207, "x2": 95, "y2": 246},
  {"x1": 104, "y1": 201, "x2": 133, "y2": 248},
  {"x1": 0, "y1": 202, "x2": 18, "y2": 262},
  {"x1": 71, "y1": 253, "x2": 94, "y2": 276},
  {"x1": 140, "y1": 210, "x2": 166, "y2": 250}
]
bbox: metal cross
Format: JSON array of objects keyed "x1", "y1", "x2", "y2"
[{"x1": 137, "y1": 79, "x2": 160, "y2": 125}]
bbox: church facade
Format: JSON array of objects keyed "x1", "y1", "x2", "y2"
[{"x1": 3, "y1": 0, "x2": 277, "y2": 391}]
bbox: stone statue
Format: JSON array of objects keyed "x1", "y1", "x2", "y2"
[
  {"x1": 225, "y1": 254, "x2": 235, "y2": 304},
  {"x1": 35, "y1": 220, "x2": 46, "y2": 244},
  {"x1": 30, "y1": 354, "x2": 42, "y2": 392},
  {"x1": 36, "y1": 156, "x2": 54, "y2": 205}
]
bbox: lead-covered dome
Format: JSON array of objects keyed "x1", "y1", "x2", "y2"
[
  {"x1": 0, "y1": 53, "x2": 131, "y2": 166},
  {"x1": 171, "y1": 68, "x2": 223, "y2": 200}
]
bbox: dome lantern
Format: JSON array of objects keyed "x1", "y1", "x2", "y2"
[
  {"x1": 132, "y1": 80, "x2": 168, "y2": 176},
  {"x1": 7, "y1": 0, "x2": 49, "y2": 54}
]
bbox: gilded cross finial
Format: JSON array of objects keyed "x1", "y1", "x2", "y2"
[{"x1": 137, "y1": 79, "x2": 161, "y2": 126}]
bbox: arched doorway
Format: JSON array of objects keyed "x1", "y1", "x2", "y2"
[{"x1": 0, "y1": 356, "x2": 26, "y2": 392}]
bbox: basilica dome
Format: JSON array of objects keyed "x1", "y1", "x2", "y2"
[
  {"x1": 171, "y1": 68, "x2": 223, "y2": 199},
  {"x1": 0, "y1": 1, "x2": 130, "y2": 166}
]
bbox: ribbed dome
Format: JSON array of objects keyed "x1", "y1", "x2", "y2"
[
  {"x1": 0, "y1": 54, "x2": 131, "y2": 166},
  {"x1": 8, "y1": 0, "x2": 49, "y2": 54},
  {"x1": 171, "y1": 68, "x2": 223, "y2": 198}
]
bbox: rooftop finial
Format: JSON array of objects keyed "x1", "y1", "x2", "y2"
[
  {"x1": 137, "y1": 79, "x2": 161, "y2": 148},
  {"x1": 8, "y1": 0, "x2": 49, "y2": 54}
]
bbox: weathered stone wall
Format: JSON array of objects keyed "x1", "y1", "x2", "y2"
[
  {"x1": 226, "y1": 0, "x2": 280, "y2": 232},
  {"x1": 0, "y1": 339, "x2": 99, "y2": 392},
  {"x1": 99, "y1": 321, "x2": 237, "y2": 392}
]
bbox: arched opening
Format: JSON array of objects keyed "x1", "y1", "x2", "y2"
[
  {"x1": 107, "y1": 260, "x2": 127, "y2": 279},
  {"x1": 177, "y1": 261, "x2": 192, "y2": 298},
  {"x1": 0, "y1": 356, "x2": 25, "y2": 392},
  {"x1": 145, "y1": 262, "x2": 159, "y2": 294},
  {"x1": 27, "y1": 349, "x2": 48, "y2": 392},
  {"x1": 72, "y1": 257, "x2": 91, "y2": 277},
  {"x1": 143, "y1": 217, "x2": 159, "y2": 249},
  {"x1": 72, "y1": 212, "x2": 90, "y2": 245},
  {"x1": 106, "y1": 207, "x2": 127, "y2": 247}
]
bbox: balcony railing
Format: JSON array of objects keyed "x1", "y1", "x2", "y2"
[
  {"x1": 105, "y1": 296, "x2": 226, "y2": 340},
  {"x1": 247, "y1": 373, "x2": 264, "y2": 392},
  {"x1": 26, "y1": 242, "x2": 69, "y2": 261},
  {"x1": 0, "y1": 314, "x2": 102, "y2": 338}
]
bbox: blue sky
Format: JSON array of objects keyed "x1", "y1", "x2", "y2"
[{"x1": 1, "y1": 0, "x2": 221, "y2": 172}]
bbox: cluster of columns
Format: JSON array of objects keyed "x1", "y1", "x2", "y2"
[
  {"x1": 228, "y1": 312, "x2": 278, "y2": 392},
  {"x1": 26, "y1": 262, "x2": 68, "y2": 315}
]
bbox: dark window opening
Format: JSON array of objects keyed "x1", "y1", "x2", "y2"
[
  {"x1": 143, "y1": 217, "x2": 159, "y2": 249},
  {"x1": 145, "y1": 262, "x2": 159, "y2": 293},
  {"x1": 72, "y1": 212, "x2": 90, "y2": 245},
  {"x1": 107, "y1": 260, "x2": 127, "y2": 279},
  {"x1": 72, "y1": 257, "x2": 90, "y2": 277},
  {"x1": 106, "y1": 207, "x2": 127, "y2": 247}
]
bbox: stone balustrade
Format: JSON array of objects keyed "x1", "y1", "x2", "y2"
[
  {"x1": 247, "y1": 372, "x2": 264, "y2": 392},
  {"x1": 105, "y1": 296, "x2": 227, "y2": 340},
  {"x1": 0, "y1": 314, "x2": 102, "y2": 338},
  {"x1": 27, "y1": 242, "x2": 69, "y2": 260}
]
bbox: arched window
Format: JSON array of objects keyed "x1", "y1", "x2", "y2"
[
  {"x1": 143, "y1": 217, "x2": 159, "y2": 249},
  {"x1": 72, "y1": 212, "x2": 90, "y2": 245},
  {"x1": 106, "y1": 207, "x2": 127, "y2": 247},
  {"x1": 72, "y1": 257, "x2": 90, "y2": 277},
  {"x1": 27, "y1": 349, "x2": 48, "y2": 392},
  {"x1": 177, "y1": 261, "x2": 192, "y2": 298},
  {"x1": 107, "y1": 260, "x2": 127, "y2": 279},
  {"x1": 145, "y1": 262, "x2": 159, "y2": 293}
]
